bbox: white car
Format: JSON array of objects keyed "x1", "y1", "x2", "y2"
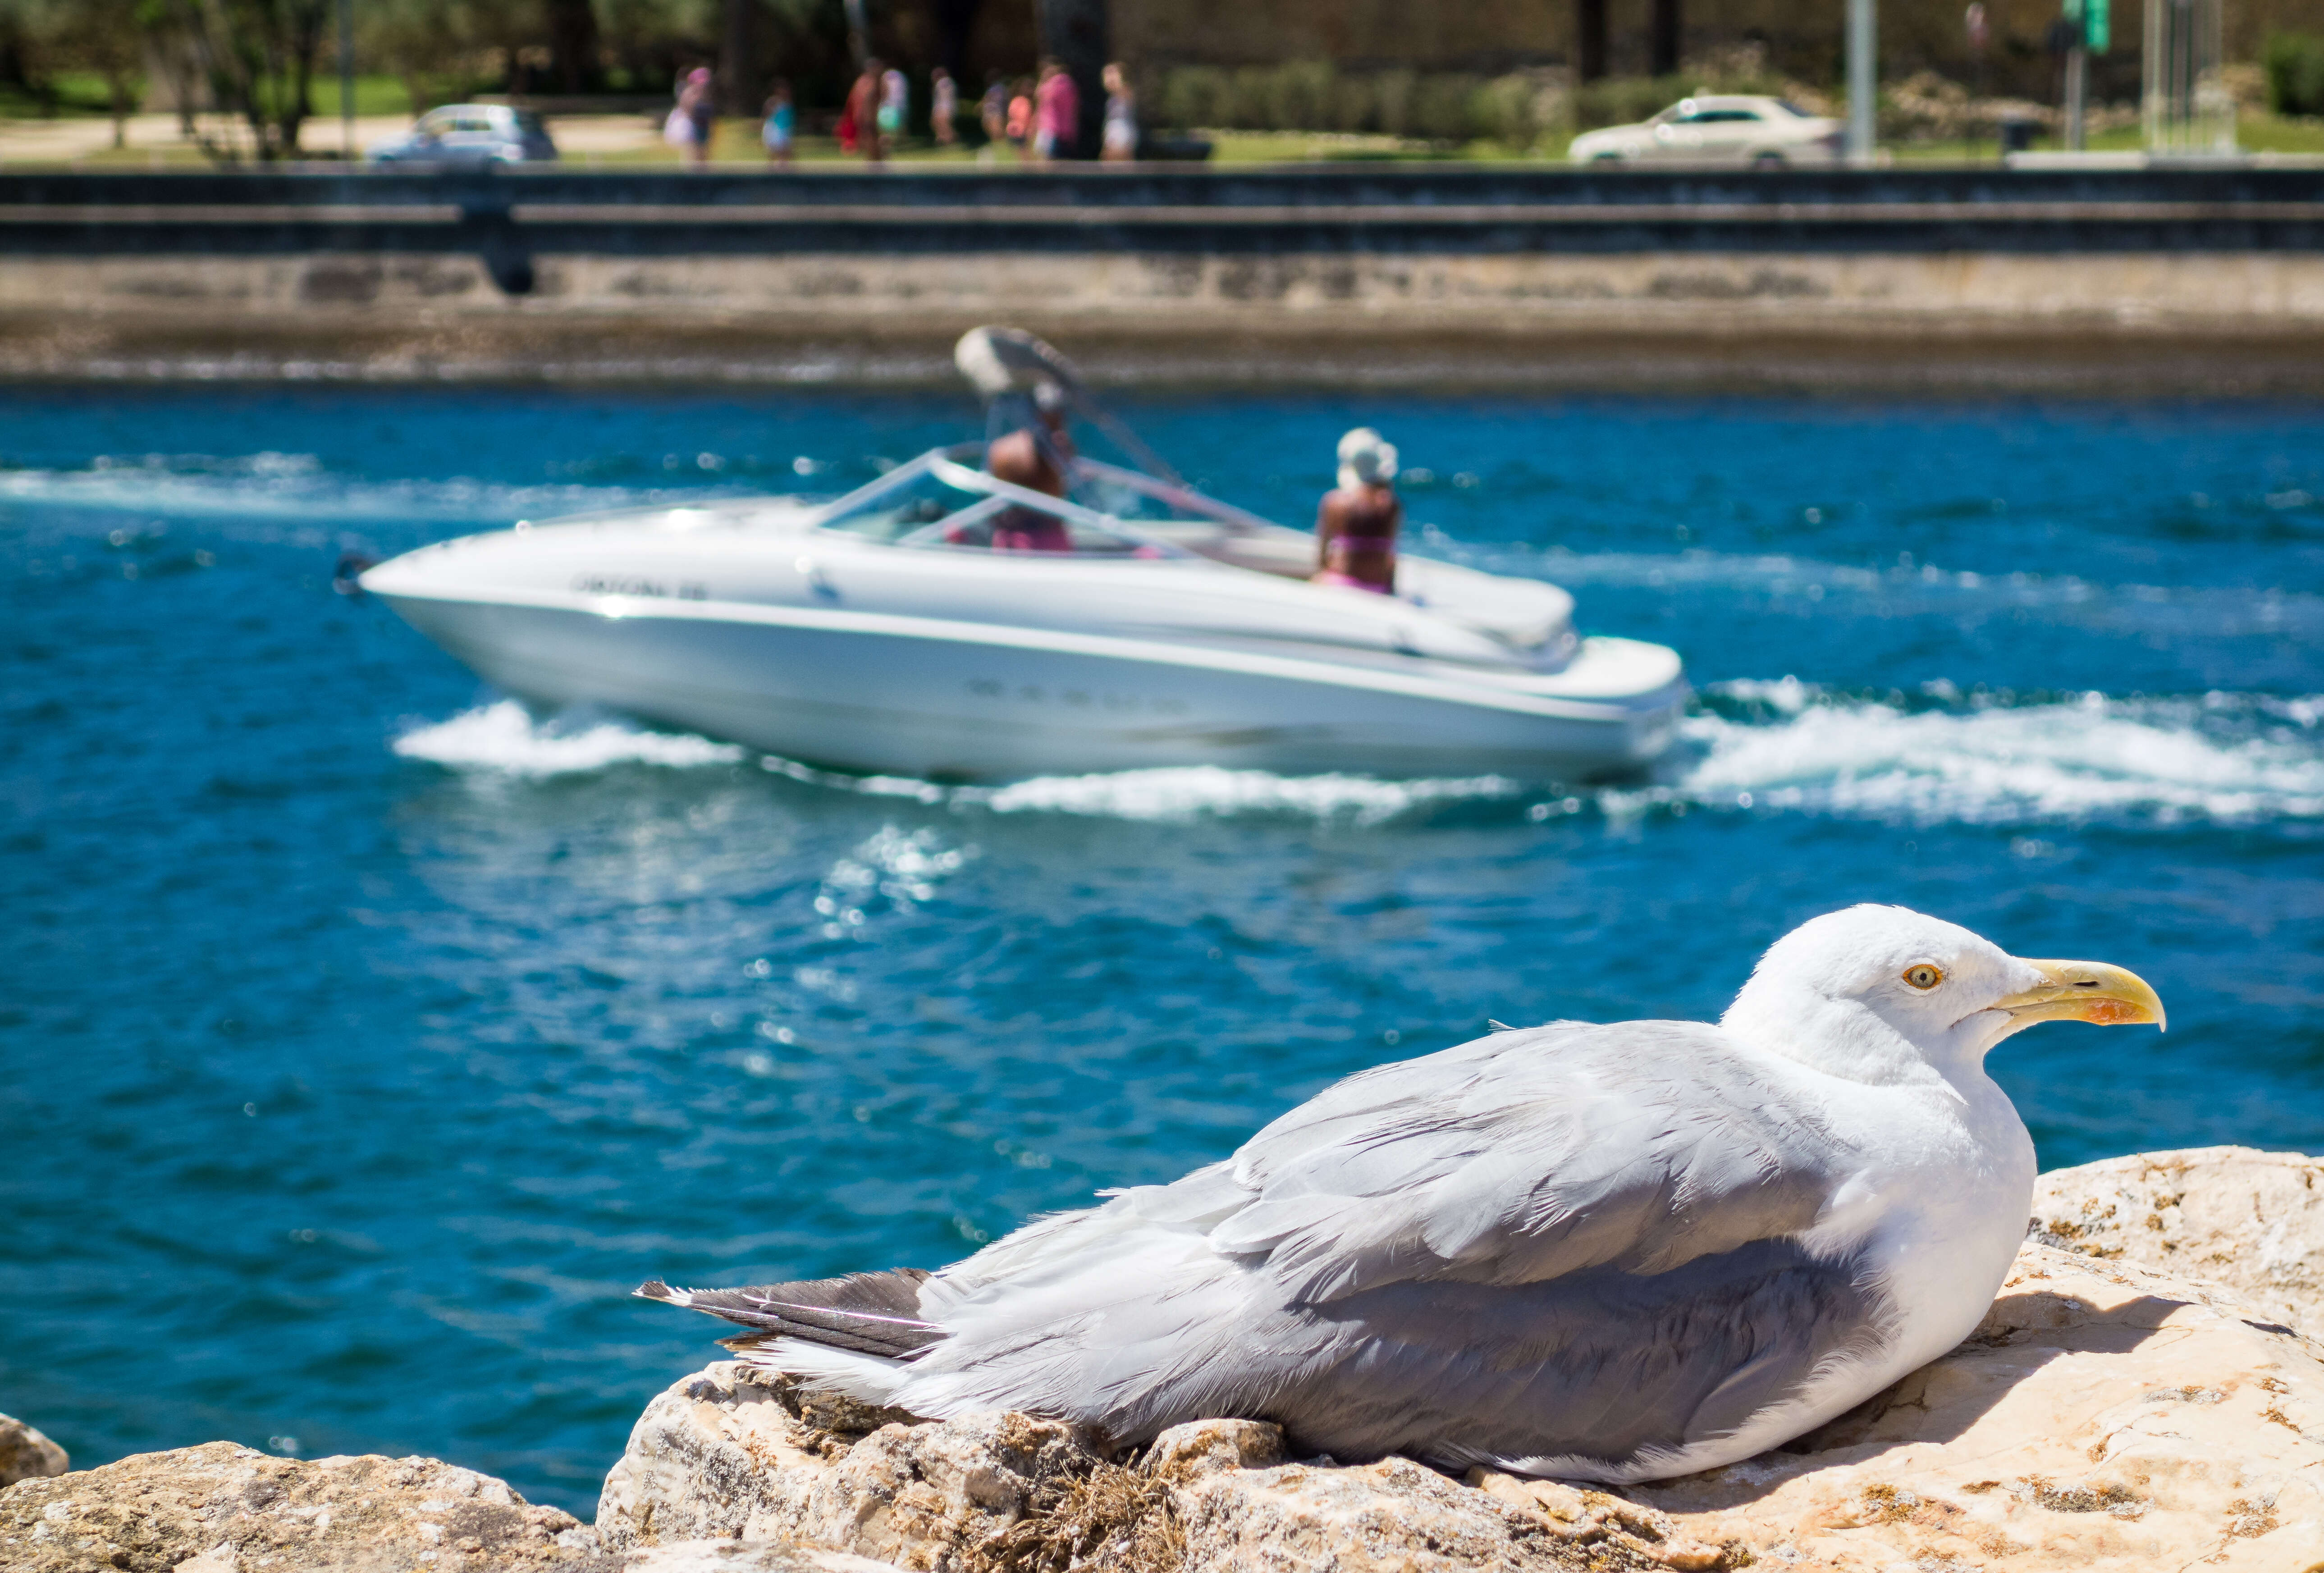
[
  {"x1": 368, "y1": 104, "x2": 558, "y2": 166},
  {"x1": 1567, "y1": 95, "x2": 1843, "y2": 168}
]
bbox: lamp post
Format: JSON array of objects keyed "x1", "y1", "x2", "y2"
[
  {"x1": 2060, "y1": 0, "x2": 2109, "y2": 152},
  {"x1": 339, "y1": 0, "x2": 354, "y2": 161},
  {"x1": 1845, "y1": 0, "x2": 1876, "y2": 165},
  {"x1": 1965, "y1": 2, "x2": 1988, "y2": 160}
]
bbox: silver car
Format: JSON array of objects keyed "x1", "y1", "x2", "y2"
[
  {"x1": 367, "y1": 105, "x2": 558, "y2": 166},
  {"x1": 1568, "y1": 95, "x2": 1842, "y2": 169}
]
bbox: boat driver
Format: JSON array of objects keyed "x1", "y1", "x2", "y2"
[
  {"x1": 963, "y1": 381, "x2": 1077, "y2": 552},
  {"x1": 1313, "y1": 427, "x2": 1401, "y2": 593}
]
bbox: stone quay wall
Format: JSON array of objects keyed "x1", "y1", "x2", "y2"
[{"x1": 4, "y1": 165, "x2": 2322, "y2": 392}]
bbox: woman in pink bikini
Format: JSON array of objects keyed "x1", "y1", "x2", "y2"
[
  {"x1": 1312, "y1": 427, "x2": 1401, "y2": 593},
  {"x1": 950, "y1": 383, "x2": 1077, "y2": 552}
]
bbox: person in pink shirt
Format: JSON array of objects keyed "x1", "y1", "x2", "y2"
[
  {"x1": 1032, "y1": 58, "x2": 1079, "y2": 164},
  {"x1": 953, "y1": 385, "x2": 1076, "y2": 552}
]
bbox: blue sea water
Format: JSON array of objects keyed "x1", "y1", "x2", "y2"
[{"x1": 2, "y1": 386, "x2": 2320, "y2": 1514}]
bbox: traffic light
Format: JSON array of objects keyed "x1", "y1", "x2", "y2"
[{"x1": 2062, "y1": 0, "x2": 2111, "y2": 53}]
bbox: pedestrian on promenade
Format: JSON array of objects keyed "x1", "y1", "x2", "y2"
[
  {"x1": 681, "y1": 66, "x2": 715, "y2": 165},
  {"x1": 845, "y1": 59, "x2": 885, "y2": 164},
  {"x1": 979, "y1": 71, "x2": 1007, "y2": 162},
  {"x1": 1312, "y1": 428, "x2": 1402, "y2": 594},
  {"x1": 1033, "y1": 58, "x2": 1078, "y2": 164},
  {"x1": 664, "y1": 68, "x2": 699, "y2": 161},
  {"x1": 1005, "y1": 77, "x2": 1034, "y2": 162},
  {"x1": 879, "y1": 63, "x2": 908, "y2": 156},
  {"x1": 762, "y1": 80, "x2": 795, "y2": 168},
  {"x1": 931, "y1": 68, "x2": 958, "y2": 148},
  {"x1": 1101, "y1": 62, "x2": 1137, "y2": 161}
]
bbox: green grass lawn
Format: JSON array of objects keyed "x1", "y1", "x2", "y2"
[
  {"x1": 307, "y1": 75, "x2": 434, "y2": 117},
  {"x1": 0, "y1": 72, "x2": 127, "y2": 119},
  {"x1": 0, "y1": 71, "x2": 419, "y2": 122},
  {"x1": 1882, "y1": 112, "x2": 2324, "y2": 161},
  {"x1": 1196, "y1": 130, "x2": 1551, "y2": 164},
  {"x1": 2237, "y1": 111, "x2": 2324, "y2": 151},
  {"x1": 1195, "y1": 116, "x2": 2324, "y2": 165}
]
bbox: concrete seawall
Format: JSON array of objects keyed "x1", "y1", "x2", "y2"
[{"x1": 7, "y1": 166, "x2": 2323, "y2": 392}]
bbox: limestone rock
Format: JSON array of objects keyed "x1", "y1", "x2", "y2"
[
  {"x1": 0, "y1": 1442, "x2": 613, "y2": 1571},
  {"x1": 604, "y1": 1236, "x2": 2324, "y2": 1572},
  {"x1": 2031, "y1": 1145, "x2": 2324, "y2": 1333},
  {"x1": 1142, "y1": 1418, "x2": 1285, "y2": 1484},
  {"x1": 1630, "y1": 1241, "x2": 2324, "y2": 1570},
  {"x1": 626, "y1": 1546, "x2": 906, "y2": 1573},
  {"x1": 596, "y1": 1364, "x2": 1112, "y2": 1567},
  {"x1": 1176, "y1": 1451, "x2": 1724, "y2": 1570},
  {"x1": 599, "y1": 1365, "x2": 1724, "y2": 1572},
  {"x1": 0, "y1": 1441, "x2": 600, "y2": 1571},
  {"x1": 0, "y1": 1438, "x2": 897, "y2": 1573},
  {"x1": 0, "y1": 1413, "x2": 69, "y2": 1488}
]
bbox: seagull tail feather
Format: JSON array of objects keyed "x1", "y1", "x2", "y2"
[{"x1": 634, "y1": 1268, "x2": 943, "y2": 1359}]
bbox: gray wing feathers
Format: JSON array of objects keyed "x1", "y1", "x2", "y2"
[
  {"x1": 637, "y1": 1269, "x2": 941, "y2": 1357},
  {"x1": 1210, "y1": 1023, "x2": 1854, "y2": 1302},
  {"x1": 1286, "y1": 1236, "x2": 1886, "y2": 1472}
]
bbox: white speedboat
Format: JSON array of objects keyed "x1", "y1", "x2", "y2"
[{"x1": 365, "y1": 334, "x2": 1687, "y2": 783}]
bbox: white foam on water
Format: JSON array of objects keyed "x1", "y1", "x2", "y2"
[
  {"x1": 389, "y1": 689, "x2": 2322, "y2": 828},
  {"x1": 396, "y1": 708, "x2": 1509, "y2": 820},
  {"x1": 967, "y1": 767, "x2": 1521, "y2": 824},
  {"x1": 393, "y1": 701, "x2": 744, "y2": 777},
  {"x1": 756, "y1": 751, "x2": 1518, "y2": 823},
  {"x1": 0, "y1": 454, "x2": 730, "y2": 526},
  {"x1": 1665, "y1": 686, "x2": 2324, "y2": 825}
]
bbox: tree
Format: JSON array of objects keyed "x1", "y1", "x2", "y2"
[
  {"x1": 20, "y1": 0, "x2": 146, "y2": 146},
  {"x1": 356, "y1": 0, "x2": 473, "y2": 116},
  {"x1": 600, "y1": 0, "x2": 717, "y2": 95},
  {"x1": 1649, "y1": 0, "x2": 1682, "y2": 78},
  {"x1": 154, "y1": 0, "x2": 332, "y2": 160},
  {"x1": 1573, "y1": 0, "x2": 1606, "y2": 84},
  {"x1": 720, "y1": 0, "x2": 753, "y2": 113},
  {"x1": 930, "y1": 0, "x2": 979, "y2": 81},
  {"x1": 1036, "y1": 0, "x2": 1104, "y2": 158},
  {"x1": 544, "y1": 0, "x2": 603, "y2": 92}
]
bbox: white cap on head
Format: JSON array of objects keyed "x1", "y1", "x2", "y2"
[{"x1": 1337, "y1": 427, "x2": 1397, "y2": 489}]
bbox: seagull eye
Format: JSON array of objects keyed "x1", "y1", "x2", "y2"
[{"x1": 1902, "y1": 964, "x2": 1945, "y2": 990}]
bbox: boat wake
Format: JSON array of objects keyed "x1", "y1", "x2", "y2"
[
  {"x1": 0, "y1": 452, "x2": 759, "y2": 530},
  {"x1": 755, "y1": 753, "x2": 1523, "y2": 824},
  {"x1": 1664, "y1": 680, "x2": 2324, "y2": 826},
  {"x1": 393, "y1": 701, "x2": 745, "y2": 775},
  {"x1": 393, "y1": 685, "x2": 2324, "y2": 829},
  {"x1": 974, "y1": 768, "x2": 1519, "y2": 823}
]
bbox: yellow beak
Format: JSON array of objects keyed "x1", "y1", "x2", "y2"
[{"x1": 1994, "y1": 959, "x2": 2167, "y2": 1032}]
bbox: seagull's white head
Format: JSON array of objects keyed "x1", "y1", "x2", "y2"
[{"x1": 1720, "y1": 904, "x2": 2164, "y2": 1083}]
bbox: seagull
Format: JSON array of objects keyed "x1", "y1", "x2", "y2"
[{"x1": 640, "y1": 905, "x2": 2162, "y2": 1482}]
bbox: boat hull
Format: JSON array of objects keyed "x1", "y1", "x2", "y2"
[{"x1": 380, "y1": 588, "x2": 1685, "y2": 783}]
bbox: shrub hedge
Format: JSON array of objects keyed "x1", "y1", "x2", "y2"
[{"x1": 2265, "y1": 33, "x2": 2324, "y2": 117}]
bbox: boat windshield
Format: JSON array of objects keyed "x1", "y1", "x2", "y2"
[
  {"x1": 1069, "y1": 458, "x2": 1276, "y2": 533},
  {"x1": 908, "y1": 494, "x2": 1157, "y2": 556},
  {"x1": 812, "y1": 450, "x2": 1197, "y2": 559},
  {"x1": 817, "y1": 462, "x2": 993, "y2": 543}
]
